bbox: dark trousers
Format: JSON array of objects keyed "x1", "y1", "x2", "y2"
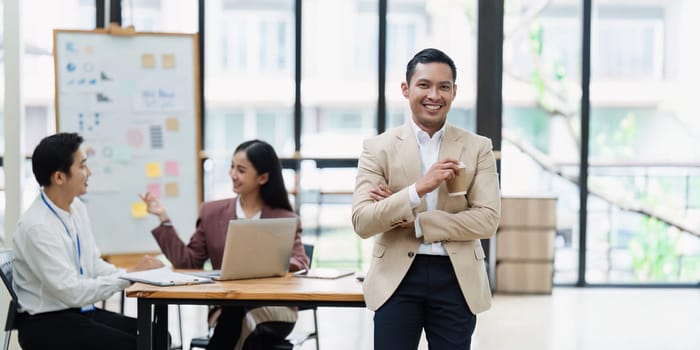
[
  {"x1": 374, "y1": 254, "x2": 477, "y2": 350},
  {"x1": 17, "y1": 308, "x2": 137, "y2": 350},
  {"x1": 206, "y1": 306, "x2": 294, "y2": 350}
]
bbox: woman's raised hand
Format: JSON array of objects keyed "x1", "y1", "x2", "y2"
[{"x1": 138, "y1": 191, "x2": 170, "y2": 222}]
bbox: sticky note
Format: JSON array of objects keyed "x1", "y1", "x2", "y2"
[
  {"x1": 131, "y1": 202, "x2": 147, "y2": 218},
  {"x1": 142, "y1": 53, "x2": 156, "y2": 68},
  {"x1": 147, "y1": 183, "x2": 161, "y2": 198},
  {"x1": 165, "y1": 161, "x2": 179, "y2": 177},
  {"x1": 165, "y1": 182, "x2": 179, "y2": 197},
  {"x1": 165, "y1": 117, "x2": 179, "y2": 131},
  {"x1": 162, "y1": 54, "x2": 176, "y2": 69},
  {"x1": 146, "y1": 162, "x2": 162, "y2": 178}
]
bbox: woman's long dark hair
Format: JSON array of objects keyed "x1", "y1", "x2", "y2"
[{"x1": 235, "y1": 140, "x2": 293, "y2": 212}]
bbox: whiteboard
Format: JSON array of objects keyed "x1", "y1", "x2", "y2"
[{"x1": 54, "y1": 29, "x2": 201, "y2": 254}]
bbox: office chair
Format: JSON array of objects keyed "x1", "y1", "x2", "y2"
[
  {"x1": 188, "y1": 320, "x2": 212, "y2": 349},
  {"x1": 191, "y1": 244, "x2": 319, "y2": 350},
  {"x1": 287, "y1": 243, "x2": 320, "y2": 350},
  {"x1": 0, "y1": 250, "x2": 19, "y2": 350},
  {"x1": 189, "y1": 318, "x2": 295, "y2": 350}
]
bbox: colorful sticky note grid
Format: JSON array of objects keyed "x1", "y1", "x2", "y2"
[
  {"x1": 131, "y1": 202, "x2": 148, "y2": 218},
  {"x1": 146, "y1": 162, "x2": 162, "y2": 178}
]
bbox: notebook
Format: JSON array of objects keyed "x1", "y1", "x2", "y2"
[{"x1": 195, "y1": 217, "x2": 298, "y2": 281}]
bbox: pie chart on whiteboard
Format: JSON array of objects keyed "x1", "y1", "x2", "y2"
[{"x1": 127, "y1": 128, "x2": 144, "y2": 148}]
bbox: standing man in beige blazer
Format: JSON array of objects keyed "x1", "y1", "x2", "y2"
[{"x1": 352, "y1": 48, "x2": 500, "y2": 349}]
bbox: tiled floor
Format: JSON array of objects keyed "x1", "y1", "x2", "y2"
[{"x1": 118, "y1": 288, "x2": 700, "y2": 350}]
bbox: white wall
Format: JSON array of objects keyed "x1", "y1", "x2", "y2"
[{"x1": 2, "y1": 0, "x2": 24, "y2": 348}]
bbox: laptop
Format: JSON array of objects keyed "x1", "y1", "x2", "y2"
[{"x1": 196, "y1": 217, "x2": 298, "y2": 281}]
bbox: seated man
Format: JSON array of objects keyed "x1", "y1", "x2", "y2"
[{"x1": 13, "y1": 132, "x2": 163, "y2": 350}]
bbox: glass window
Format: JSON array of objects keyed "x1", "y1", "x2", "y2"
[
  {"x1": 121, "y1": 0, "x2": 197, "y2": 33},
  {"x1": 588, "y1": 0, "x2": 699, "y2": 284},
  {"x1": 501, "y1": 0, "x2": 582, "y2": 284},
  {"x1": 221, "y1": 19, "x2": 248, "y2": 70},
  {"x1": 299, "y1": 0, "x2": 378, "y2": 267},
  {"x1": 0, "y1": 0, "x2": 96, "y2": 238},
  {"x1": 21, "y1": 0, "x2": 97, "y2": 138},
  {"x1": 301, "y1": 0, "x2": 378, "y2": 158},
  {"x1": 22, "y1": 0, "x2": 97, "y2": 190},
  {"x1": 592, "y1": 6, "x2": 665, "y2": 80},
  {"x1": 386, "y1": 0, "x2": 477, "y2": 131},
  {"x1": 256, "y1": 110, "x2": 294, "y2": 151},
  {"x1": 355, "y1": 1, "x2": 378, "y2": 74},
  {"x1": 220, "y1": 9, "x2": 293, "y2": 74},
  {"x1": 203, "y1": 110, "x2": 241, "y2": 199},
  {"x1": 205, "y1": 0, "x2": 295, "y2": 200}
]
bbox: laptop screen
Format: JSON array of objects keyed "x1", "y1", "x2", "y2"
[{"x1": 217, "y1": 217, "x2": 298, "y2": 280}]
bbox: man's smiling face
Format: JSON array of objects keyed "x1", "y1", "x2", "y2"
[{"x1": 401, "y1": 62, "x2": 456, "y2": 135}]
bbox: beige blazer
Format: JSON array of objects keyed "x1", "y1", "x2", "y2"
[{"x1": 352, "y1": 123, "x2": 500, "y2": 313}]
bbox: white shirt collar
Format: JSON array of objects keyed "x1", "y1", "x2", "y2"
[
  {"x1": 410, "y1": 119, "x2": 446, "y2": 146},
  {"x1": 235, "y1": 197, "x2": 261, "y2": 220},
  {"x1": 41, "y1": 189, "x2": 73, "y2": 217}
]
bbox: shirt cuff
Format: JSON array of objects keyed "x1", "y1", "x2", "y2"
[
  {"x1": 116, "y1": 277, "x2": 131, "y2": 289},
  {"x1": 414, "y1": 216, "x2": 423, "y2": 239},
  {"x1": 409, "y1": 184, "x2": 422, "y2": 238},
  {"x1": 408, "y1": 184, "x2": 420, "y2": 208}
]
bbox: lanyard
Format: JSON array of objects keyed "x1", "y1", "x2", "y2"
[{"x1": 40, "y1": 192, "x2": 84, "y2": 275}]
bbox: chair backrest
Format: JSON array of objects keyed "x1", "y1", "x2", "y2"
[
  {"x1": 303, "y1": 243, "x2": 314, "y2": 267},
  {"x1": 0, "y1": 249, "x2": 19, "y2": 333},
  {"x1": 298, "y1": 244, "x2": 320, "y2": 349},
  {"x1": 0, "y1": 250, "x2": 16, "y2": 302}
]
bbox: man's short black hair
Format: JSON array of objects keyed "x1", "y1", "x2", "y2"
[
  {"x1": 405, "y1": 48, "x2": 457, "y2": 85},
  {"x1": 32, "y1": 132, "x2": 84, "y2": 187}
]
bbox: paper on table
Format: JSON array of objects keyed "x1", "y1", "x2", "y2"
[
  {"x1": 120, "y1": 267, "x2": 213, "y2": 286},
  {"x1": 293, "y1": 268, "x2": 355, "y2": 279}
]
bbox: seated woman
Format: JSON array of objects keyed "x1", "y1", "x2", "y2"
[{"x1": 140, "y1": 139, "x2": 309, "y2": 350}]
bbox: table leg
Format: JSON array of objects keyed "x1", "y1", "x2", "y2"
[
  {"x1": 137, "y1": 299, "x2": 152, "y2": 350},
  {"x1": 154, "y1": 304, "x2": 169, "y2": 350},
  {"x1": 120, "y1": 290, "x2": 126, "y2": 314}
]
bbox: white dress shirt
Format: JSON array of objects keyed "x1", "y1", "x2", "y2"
[
  {"x1": 235, "y1": 197, "x2": 262, "y2": 219},
  {"x1": 13, "y1": 192, "x2": 129, "y2": 314},
  {"x1": 408, "y1": 120, "x2": 449, "y2": 255}
]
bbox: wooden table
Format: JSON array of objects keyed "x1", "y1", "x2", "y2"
[
  {"x1": 102, "y1": 251, "x2": 162, "y2": 269},
  {"x1": 126, "y1": 273, "x2": 365, "y2": 350}
]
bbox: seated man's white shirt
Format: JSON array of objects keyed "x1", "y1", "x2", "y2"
[{"x1": 13, "y1": 192, "x2": 129, "y2": 315}]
